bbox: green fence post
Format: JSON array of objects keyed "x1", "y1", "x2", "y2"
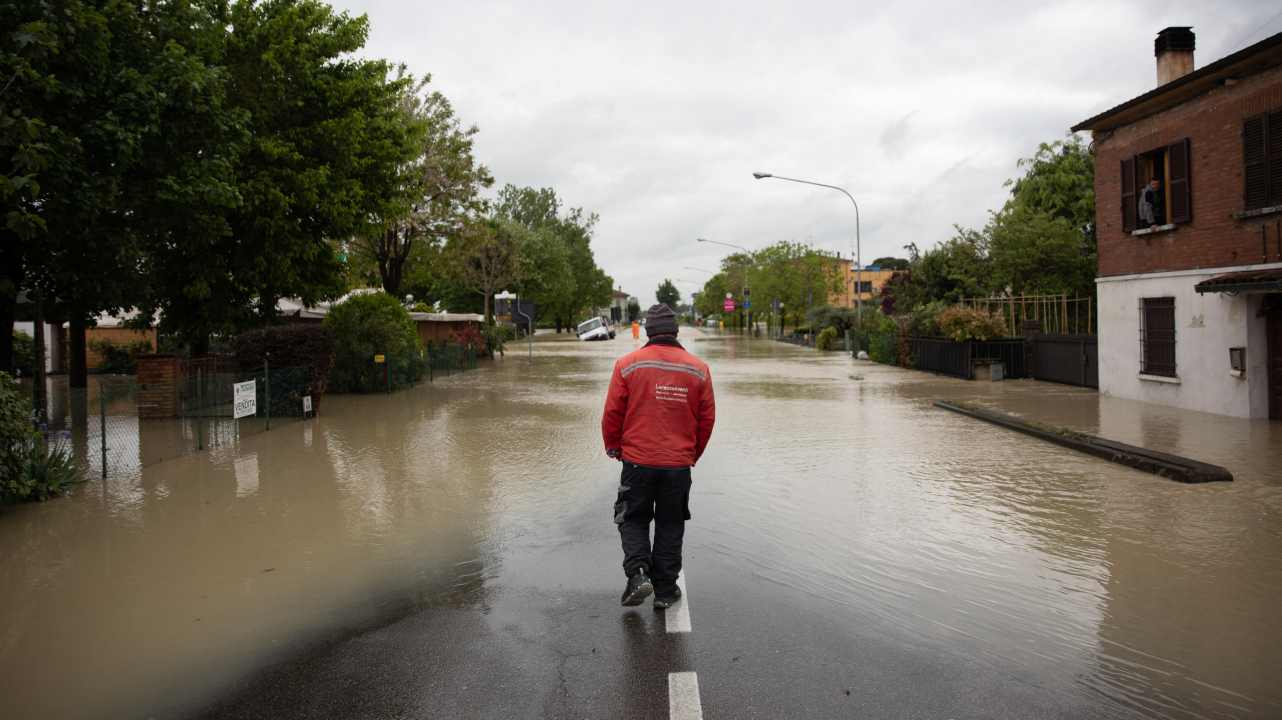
[
  {"x1": 100, "y1": 383, "x2": 107, "y2": 479},
  {"x1": 196, "y1": 367, "x2": 204, "y2": 451},
  {"x1": 386, "y1": 352, "x2": 392, "y2": 393},
  {"x1": 264, "y1": 357, "x2": 271, "y2": 431}
]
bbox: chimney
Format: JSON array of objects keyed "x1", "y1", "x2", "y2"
[{"x1": 1155, "y1": 27, "x2": 1195, "y2": 86}]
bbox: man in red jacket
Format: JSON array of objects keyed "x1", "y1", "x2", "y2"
[{"x1": 602, "y1": 304, "x2": 715, "y2": 609}]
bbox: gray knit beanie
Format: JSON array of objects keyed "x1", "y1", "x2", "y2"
[{"x1": 644, "y1": 304, "x2": 679, "y2": 336}]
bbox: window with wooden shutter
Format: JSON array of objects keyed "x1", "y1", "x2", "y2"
[
  {"x1": 1121, "y1": 156, "x2": 1136, "y2": 231},
  {"x1": 1269, "y1": 111, "x2": 1282, "y2": 207},
  {"x1": 1140, "y1": 297, "x2": 1176, "y2": 377},
  {"x1": 1167, "y1": 138, "x2": 1191, "y2": 223},
  {"x1": 1244, "y1": 114, "x2": 1269, "y2": 210}
]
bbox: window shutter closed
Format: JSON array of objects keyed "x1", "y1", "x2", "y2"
[
  {"x1": 1244, "y1": 114, "x2": 1268, "y2": 210},
  {"x1": 1269, "y1": 111, "x2": 1282, "y2": 207},
  {"x1": 1167, "y1": 138, "x2": 1191, "y2": 223},
  {"x1": 1121, "y1": 156, "x2": 1136, "y2": 231}
]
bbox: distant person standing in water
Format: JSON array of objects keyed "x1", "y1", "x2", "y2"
[{"x1": 602, "y1": 304, "x2": 715, "y2": 609}]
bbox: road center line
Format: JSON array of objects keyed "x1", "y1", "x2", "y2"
[
  {"x1": 665, "y1": 574, "x2": 691, "y2": 633},
  {"x1": 668, "y1": 671, "x2": 703, "y2": 720}
]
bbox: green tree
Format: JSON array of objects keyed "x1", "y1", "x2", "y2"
[
  {"x1": 985, "y1": 205, "x2": 1095, "y2": 298},
  {"x1": 656, "y1": 279, "x2": 681, "y2": 307},
  {"x1": 1005, "y1": 134, "x2": 1095, "y2": 242},
  {"x1": 870, "y1": 257, "x2": 911, "y2": 270},
  {"x1": 221, "y1": 0, "x2": 411, "y2": 326},
  {"x1": 494, "y1": 185, "x2": 612, "y2": 331},
  {"x1": 354, "y1": 70, "x2": 492, "y2": 298},
  {"x1": 627, "y1": 298, "x2": 641, "y2": 322},
  {"x1": 3, "y1": 0, "x2": 186, "y2": 382},
  {"x1": 324, "y1": 291, "x2": 420, "y2": 393},
  {"x1": 447, "y1": 218, "x2": 523, "y2": 322}
]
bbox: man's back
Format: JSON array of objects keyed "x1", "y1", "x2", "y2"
[{"x1": 602, "y1": 338, "x2": 715, "y2": 468}]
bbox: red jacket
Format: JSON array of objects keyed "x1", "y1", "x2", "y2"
[{"x1": 602, "y1": 339, "x2": 716, "y2": 467}]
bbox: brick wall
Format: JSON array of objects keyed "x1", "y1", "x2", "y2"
[
  {"x1": 136, "y1": 355, "x2": 182, "y2": 419},
  {"x1": 85, "y1": 327, "x2": 158, "y2": 369},
  {"x1": 1095, "y1": 63, "x2": 1282, "y2": 277}
]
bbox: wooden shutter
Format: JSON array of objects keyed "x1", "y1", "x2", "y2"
[
  {"x1": 1244, "y1": 114, "x2": 1268, "y2": 210},
  {"x1": 1121, "y1": 156, "x2": 1136, "y2": 231},
  {"x1": 1269, "y1": 110, "x2": 1282, "y2": 207},
  {"x1": 1142, "y1": 297, "x2": 1176, "y2": 377},
  {"x1": 1167, "y1": 138, "x2": 1191, "y2": 223}
]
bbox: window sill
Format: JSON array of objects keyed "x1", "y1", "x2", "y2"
[
  {"x1": 1232, "y1": 205, "x2": 1282, "y2": 220},
  {"x1": 1131, "y1": 224, "x2": 1176, "y2": 237},
  {"x1": 1139, "y1": 373, "x2": 1181, "y2": 384}
]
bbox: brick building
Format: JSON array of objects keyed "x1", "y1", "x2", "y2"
[{"x1": 1073, "y1": 27, "x2": 1282, "y2": 419}]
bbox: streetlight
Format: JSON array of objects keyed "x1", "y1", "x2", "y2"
[
  {"x1": 752, "y1": 172, "x2": 863, "y2": 322},
  {"x1": 695, "y1": 238, "x2": 752, "y2": 332}
]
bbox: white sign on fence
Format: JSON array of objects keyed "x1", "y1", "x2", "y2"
[
  {"x1": 302, "y1": 395, "x2": 312, "y2": 414},
  {"x1": 233, "y1": 380, "x2": 257, "y2": 419}
]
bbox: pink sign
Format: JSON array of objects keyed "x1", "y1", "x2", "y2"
[{"x1": 723, "y1": 298, "x2": 735, "y2": 312}]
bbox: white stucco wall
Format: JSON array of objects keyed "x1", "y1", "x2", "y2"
[{"x1": 1097, "y1": 264, "x2": 1280, "y2": 419}]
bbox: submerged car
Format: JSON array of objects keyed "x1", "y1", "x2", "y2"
[{"x1": 577, "y1": 316, "x2": 615, "y2": 341}]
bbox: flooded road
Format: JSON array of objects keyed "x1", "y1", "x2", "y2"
[{"x1": 2, "y1": 329, "x2": 1281, "y2": 718}]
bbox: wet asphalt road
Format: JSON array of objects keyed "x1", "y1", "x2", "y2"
[{"x1": 187, "y1": 329, "x2": 1245, "y2": 720}]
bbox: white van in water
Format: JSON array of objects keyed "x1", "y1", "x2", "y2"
[{"x1": 577, "y1": 316, "x2": 615, "y2": 341}]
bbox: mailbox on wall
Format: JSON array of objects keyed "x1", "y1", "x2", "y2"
[{"x1": 1229, "y1": 347, "x2": 1245, "y2": 375}]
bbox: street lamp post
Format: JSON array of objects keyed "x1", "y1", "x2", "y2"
[
  {"x1": 695, "y1": 238, "x2": 752, "y2": 332},
  {"x1": 752, "y1": 172, "x2": 863, "y2": 323}
]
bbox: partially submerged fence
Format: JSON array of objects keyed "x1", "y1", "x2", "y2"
[
  {"x1": 907, "y1": 338, "x2": 1028, "y2": 380},
  {"x1": 1028, "y1": 334, "x2": 1098, "y2": 388}
]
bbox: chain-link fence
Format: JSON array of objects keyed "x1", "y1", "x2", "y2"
[
  {"x1": 363, "y1": 343, "x2": 480, "y2": 392},
  {"x1": 34, "y1": 343, "x2": 481, "y2": 479}
]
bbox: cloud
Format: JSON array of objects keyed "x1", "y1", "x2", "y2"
[{"x1": 335, "y1": 0, "x2": 1272, "y2": 305}]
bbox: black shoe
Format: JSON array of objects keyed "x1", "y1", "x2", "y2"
[
  {"x1": 653, "y1": 586, "x2": 682, "y2": 610},
  {"x1": 620, "y1": 568, "x2": 653, "y2": 606}
]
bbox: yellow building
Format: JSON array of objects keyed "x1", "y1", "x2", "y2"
[{"x1": 827, "y1": 258, "x2": 899, "y2": 308}]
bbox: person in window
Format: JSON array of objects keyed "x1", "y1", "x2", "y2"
[{"x1": 1138, "y1": 178, "x2": 1163, "y2": 227}]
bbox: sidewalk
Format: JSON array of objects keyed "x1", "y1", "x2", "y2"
[{"x1": 873, "y1": 364, "x2": 1282, "y2": 486}]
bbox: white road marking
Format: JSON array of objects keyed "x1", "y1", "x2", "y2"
[
  {"x1": 668, "y1": 671, "x2": 704, "y2": 720},
  {"x1": 665, "y1": 574, "x2": 691, "y2": 633}
]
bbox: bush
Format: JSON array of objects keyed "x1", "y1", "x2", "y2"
[
  {"x1": 12, "y1": 331, "x2": 35, "y2": 376},
  {"x1": 324, "y1": 292, "x2": 422, "y2": 393},
  {"x1": 88, "y1": 338, "x2": 153, "y2": 374},
  {"x1": 936, "y1": 306, "x2": 1009, "y2": 342},
  {"x1": 815, "y1": 326, "x2": 839, "y2": 351},
  {"x1": 232, "y1": 324, "x2": 336, "y2": 408},
  {"x1": 1, "y1": 372, "x2": 34, "y2": 492},
  {"x1": 480, "y1": 323, "x2": 513, "y2": 356},
  {"x1": 8, "y1": 436, "x2": 79, "y2": 502},
  {"x1": 866, "y1": 315, "x2": 900, "y2": 364},
  {"x1": 806, "y1": 305, "x2": 859, "y2": 335},
  {"x1": 908, "y1": 300, "x2": 946, "y2": 337}
]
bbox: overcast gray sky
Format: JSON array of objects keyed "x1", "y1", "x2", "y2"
[{"x1": 335, "y1": 0, "x2": 1277, "y2": 306}]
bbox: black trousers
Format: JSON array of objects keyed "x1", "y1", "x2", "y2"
[{"x1": 614, "y1": 461, "x2": 692, "y2": 593}]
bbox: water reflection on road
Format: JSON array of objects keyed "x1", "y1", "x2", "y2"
[{"x1": 1, "y1": 329, "x2": 1279, "y2": 718}]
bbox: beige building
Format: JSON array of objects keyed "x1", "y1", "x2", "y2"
[{"x1": 827, "y1": 258, "x2": 898, "y2": 308}]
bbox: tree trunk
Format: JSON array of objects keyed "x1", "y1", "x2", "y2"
[
  {"x1": 33, "y1": 296, "x2": 46, "y2": 420},
  {"x1": 0, "y1": 286, "x2": 14, "y2": 375},
  {"x1": 69, "y1": 313, "x2": 88, "y2": 389},
  {"x1": 483, "y1": 292, "x2": 492, "y2": 324}
]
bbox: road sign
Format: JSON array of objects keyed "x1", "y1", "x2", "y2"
[
  {"x1": 233, "y1": 380, "x2": 256, "y2": 419},
  {"x1": 302, "y1": 395, "x2": 312, "y2": 414},
  {"x1": 374, "y1": 354, "x2": 385, "y2": 364},
  {"x1": 744, "y1": 299, "x2": 751, "y2": 309},
  {"x1": 723, "y1": 298, "x2": 735, "y2": 312}
]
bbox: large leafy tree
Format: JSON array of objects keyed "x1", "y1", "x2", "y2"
[
  {"x1": 219, "y1": 0, "x2": 412, "y2": 326},
  {"x1": 655, "y1": 279, "x2": 681, "y2": 307},
  {"x1": 355, "y1": 70, "x2": 492, "y2": 298},
  {"x1": 2, "y1": 0, "x2": 236, "y2": 381},
  {"x1": 447, "y1": 218, "x2": 522, "y2": 322},
  {"x1": 494, "y1": 184, "x2": 612, "y2": 331}
]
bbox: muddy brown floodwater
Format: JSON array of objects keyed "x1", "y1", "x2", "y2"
[{"x1": 1, "y1": 328, "x2": 1280, "y2": 718}]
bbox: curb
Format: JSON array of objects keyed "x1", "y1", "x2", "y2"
[{"x1": 933, "y1": 400, "x2": 1233, "y2": 484}]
